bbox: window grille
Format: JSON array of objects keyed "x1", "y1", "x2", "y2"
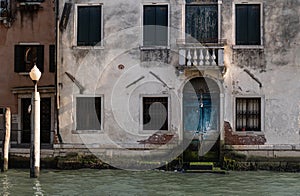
[{"x1": 236, "y1": 98, "x2": 261, "y2": 131}]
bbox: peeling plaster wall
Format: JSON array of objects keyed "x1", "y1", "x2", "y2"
[
  {"x1": 58, "y1": 0, "x2": 186, "y2": 146},
  {"x1": 59, "y1": 0, "x2": 300, "y2": 148},
  {"x1": 222, "y1": 0, "x2": 300, "y2": 145}
]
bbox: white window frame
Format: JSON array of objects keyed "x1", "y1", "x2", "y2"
[
  {"x1": 233, "y1": 95, "x2": 265, "y2": 135},
  {"x1": 74, "y1": 94, "x2": 104, "y2": 132},
  {"x1": 140, "y1": 2, "x2": 170, "y2": 49},
  {"x1": 74, "y1": 3, "x2": 104, "y2": 49},
  {"x1": 140, "y1": 94, "x2": 170, "y2": 133},
  {"x1": 232, "y1": 1, "x2": 264, "y2": 49},
  {"x1": 183, "y1": 0, "x2": 223, "y2": 44}
]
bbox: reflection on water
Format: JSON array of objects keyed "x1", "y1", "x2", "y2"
[
  {"x1": 1, "y1": 174, "x2": 10, "y2": 196},
  {"x1": 0, "y1": 169, "x2": 299, "y2": 195},
  {"x1": 33, "y1": 179, "x2": 44, "y2": 196}
]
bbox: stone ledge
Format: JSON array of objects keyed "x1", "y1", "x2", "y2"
[{"x1": 225, "y1": 144, "x2": 300, "y2": 151}]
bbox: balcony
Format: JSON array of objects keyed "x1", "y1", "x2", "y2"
[{"x1": 178, "y1": 43, "x2": 224, "y2": 71}]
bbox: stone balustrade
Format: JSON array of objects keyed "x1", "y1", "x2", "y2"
[{"x1": 178, "y1": 46, "x2": 224, "y2": 68}]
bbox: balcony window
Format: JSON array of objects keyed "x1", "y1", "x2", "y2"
[
  {"x1": 236, "y1": 4, "x2": 261, "y2": 45},
  {"x1": 186, "y1": 5, "x2": 218, "y2": 43},
  {"x1": 14, "y1": 45, "x2": 44, "y2": 73},
  {"x1": 143, "y1": 5, "x2": 168, "y2": 46}
]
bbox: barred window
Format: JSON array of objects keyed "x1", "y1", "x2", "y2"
[{"x1": 236, "y1": 98, "x2": 261, "y2": 131}]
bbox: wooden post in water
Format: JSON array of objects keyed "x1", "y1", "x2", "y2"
[{"x1": 2, "y1": 107, "x2": 11, "y2": 172}]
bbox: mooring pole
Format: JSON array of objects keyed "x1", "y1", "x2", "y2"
[
  {"x1": 2, "y1": 107, "x2": 11, "y2": 172},
  {"x1": 30, "y1": 86, "x2": 41, "y2": 178},
  {"x1": 29, "y1": 65, "x2": 41, "y2": 178}
]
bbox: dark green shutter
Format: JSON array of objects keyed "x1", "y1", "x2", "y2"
[
  {"x1": 143, "y1": 5, "x2": 168, "y2": 46},
  {"x1": 89, "y1": 6, "x2": 101, "y2": 46},
  {"x1": 236, "y1": 4, "x2": 261, "y2": 45},
  {"x1": 236, "y1": 5, "x2": 248, "y2": 45},
  {"x1": 14, "y1": 45, "x2": 24, "y2": 72},
  {"x1": 248, "y1": 5, "x2": 260, "y2": 45},
  {"x1": 156, "y1": 5, "x2": 168, "y2": 46},
  {"x1": 77, "y1": 6, "x2": 90, "y2": 46},
  {"x1": 49, "y1": 45, "x2": 55, "y2": 72},
  {"x1": 143, "y1": 6, "x2": 156, "y2": 46},
  {"x1": 36, "y1": 45, "x2": 44, "y2": 72},
  {"x1": 78, "y1": 6, "x2": 101, "y2": 46}
]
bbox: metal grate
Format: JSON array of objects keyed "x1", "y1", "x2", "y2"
[{"x1": 236, "y1": 98, "x2": 261, "y2": 131}]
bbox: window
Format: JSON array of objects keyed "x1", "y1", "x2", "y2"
[
  {"x1": 236, "y1": 4, "x2": 261, "y2": 45},
  {"x1": 77, "y1": 5, "x2": 102, "y2": 46},
  {"x1": 76, "y1": 97, "x2": 102, "y2": 130},
  {"x1": 14, "y1": 45, "x2": 44, "y2": 73},
  {"x1": 143, "y1": 97, "x2": 168, "y2": 130},
  {"x1": 143, "y1": 5, "x2": 168, "y2": 46},
  {"x1": 236, "y1": 98, "x2": 261, "y2": 131},
  {"x1": 49, "y1": 45, "x2": 55, "y2": 72},
  {"x1": 186, "y1": 4, "x2": 218, "y2": 43}
]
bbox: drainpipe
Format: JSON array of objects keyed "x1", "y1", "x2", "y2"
[{"x1": 55, "y1": 0, "x2": 62, "y2": 143}]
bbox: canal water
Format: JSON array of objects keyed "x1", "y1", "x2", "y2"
[{"x1": 0, "y1": 169, "x2": 299, "y2": 195}]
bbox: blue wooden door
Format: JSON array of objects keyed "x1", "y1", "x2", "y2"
[
  {"x1": 183, "y1": 78, "x2": 219, "y2": 133},
  {"x1": 183, "y1": 93, "x2": 213, "y2": 133},
  {"x1": 183, "y1": 92, "x2": 200, "y2": 131}
]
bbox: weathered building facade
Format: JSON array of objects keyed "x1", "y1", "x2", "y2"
[
  {"x1": 0, "y1": 0, "x2": 56, "y2": 149},
  {"x1": 1, "y1": 0, "x2": 299, "y2": 168},
  {"x1": 56, "y1": 0, "x2": 300, "y2": 167}
]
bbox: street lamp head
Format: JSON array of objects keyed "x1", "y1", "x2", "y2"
[{"x1": 29, "y1": 64, "x2": 42, "y2": 83}]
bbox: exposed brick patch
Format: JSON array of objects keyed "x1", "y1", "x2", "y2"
[{"x1": 224, "y1": 121, "x2": 266, "y2": 145}]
